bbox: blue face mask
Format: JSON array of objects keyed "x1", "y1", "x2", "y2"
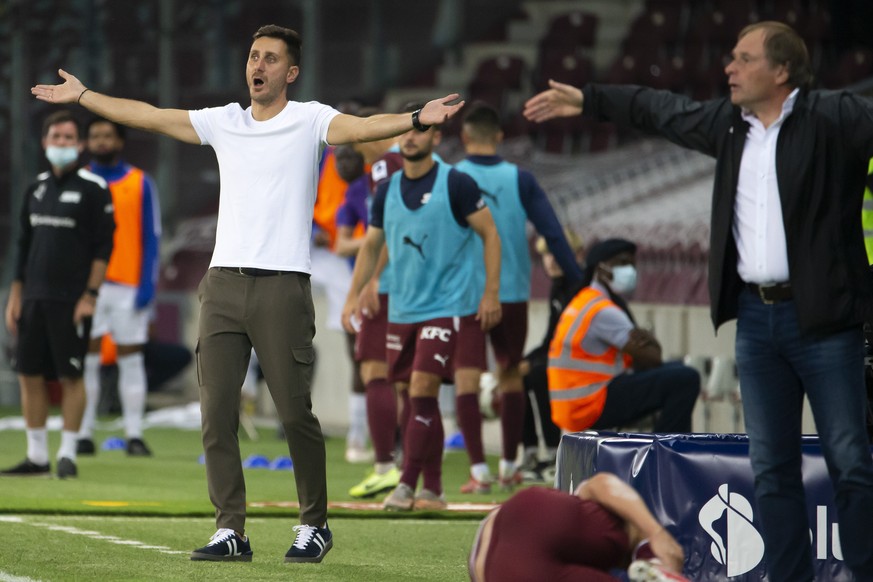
[
  {"x1": 45, "y1": 146, "x2": 80, "y2": 169},
  {"x1": 609, "y1": 265, "x2": 638, "y2": 296}
]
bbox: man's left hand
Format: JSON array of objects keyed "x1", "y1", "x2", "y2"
[
  {"x1": 477, "y1": 293, "x2": 502, "y2": 331},
  {"x1": 419, "y1": 94, "x2": 465, "y2": 126}
]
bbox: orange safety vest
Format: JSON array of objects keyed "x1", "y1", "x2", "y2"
[
  {"x1": 313, "y1": 149, "x2": 348, "y2": 249},
  {"x1": 105, "y1": 167, "x2": 146, "y2": 286},
  {"x1": 547, "y1": 286, "x2": 632, "y2": 432},
  {"x1": 101, "y1": 334, "x2": 118, "y2": 366}
]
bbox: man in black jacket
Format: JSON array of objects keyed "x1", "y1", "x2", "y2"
[
  {"x1": 3, "y1": 110, "x2": 115, "y2": 480},
  {"x1": 525, "y1": 21, "x2": 873, "y2": 582}
]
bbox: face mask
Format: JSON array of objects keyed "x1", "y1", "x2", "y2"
[
  {"x1": 45, "y1": 146, "x2": 80, "y2": 169},
  {"x1": 609, "y1": 265, "x2": 638, "y2": 295}
]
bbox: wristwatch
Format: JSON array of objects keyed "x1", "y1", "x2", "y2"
[{"x1": 411, "y1": 109, "x2": 431, "y2": 132}]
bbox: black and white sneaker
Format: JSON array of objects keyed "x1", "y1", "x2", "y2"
[
  {"x1": 284, "y1": 524, "x2": 333, "y2": 563},
  {"x1": 0, "y1": 458, "x2": 50, "y2": 477},
  {"x1": 190, "y1": 528, "x2": 252, "y2": 562},
  {"x1": 57, "y1": 457, "x2": 78, "y2": 479}
]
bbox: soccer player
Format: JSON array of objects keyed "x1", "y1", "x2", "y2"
[
  {"x1": 453, "y1": 102, "x2": 584, "y2": 492},
  {"x1": 342, "y1": 111, "x2": 407, "y2": 500},
  {"x1": 311, "y1": 137, "x2": 370, "y2": 463},
  {"x1": 469, "y1": 472, "x2": 689, "y2": 582},
  {"x1": 78, "y1": 117, "x2": 161, "y2": 457},
  {"x1": 342, "y1": 106, "x2": 501, "y2": 510},
  {"x1": 32, "y1": 24, "x2": 463, "y2": 562}
]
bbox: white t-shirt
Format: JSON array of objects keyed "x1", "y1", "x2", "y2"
[{"x1": 189, "y1": 101, "x2": 340, "y2": 273}]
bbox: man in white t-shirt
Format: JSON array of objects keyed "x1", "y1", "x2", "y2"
[{"x1": 32, "y1": 24, "x2": 464, "y2": 565}]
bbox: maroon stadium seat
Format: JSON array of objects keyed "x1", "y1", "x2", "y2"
[
  {"x1": 823, "y1": 48, "x2": 873, "y2": 88},
  {"x1": 540, "y1": 11, "x2": 599, "y2": 52},
  {"x1": 533, "y1": 51, "x2": 594, "y2": 92},
  {"x1": 467, "y1": 54, "x2": 528, "y2": 111}
]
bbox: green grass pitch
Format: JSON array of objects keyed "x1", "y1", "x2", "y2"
[{"x1": 0, "y1": 418, "x2": 531, "y2": 581}]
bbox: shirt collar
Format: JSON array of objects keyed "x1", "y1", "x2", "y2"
[
  {"x1": 740, "y1": 87, "x2": 799, "y2": 126},
  {"x1": 590, "y1": 280, "x2": 609, "y2": 295},
  {"x1": 465, "y1": 154, "x2": 502, "y2": 166}
]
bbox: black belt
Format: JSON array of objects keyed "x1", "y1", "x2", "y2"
[
  {"x1": 746, "y1": 282, "x2": 792, "y2": 304},
  {"x1": 219, "y1": 266, "x2": 290, "y2": 277}
]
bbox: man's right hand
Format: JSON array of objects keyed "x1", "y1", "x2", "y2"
[
  {"x1": 5, "y1": 282, "x2": 22, "y2": 336},
  {"x1": 31, "y1": 69, "x2": 86, "y2": 104},
  {"x1": 358, "y1": 279, "x2": 380, "y2": 319},
  {"x1": 5, "y1": 294, "x2": 20, "y2": 336},
  {"x1": 341, "y1": 297, "x2": 359, "y2": 334},
  {"x1": 626, "y1": 328, "x2": 659, "y2": 350},
  {"x1": 648, "y1": 527, "x2": 686, "y2": 575},
  {"x1": 523, "y1": 79, "x2": 584, "y2": 123}
]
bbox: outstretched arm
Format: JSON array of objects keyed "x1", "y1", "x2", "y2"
[
  {"x1": 32, "y1": 69, "x2": 200, "y2": 144},
  {"x1": 327, "y1": 94, "x2": 464, "y2": 145},
  {"x1": 577, "y1": 472, "x2": 685, "y2": 573},
  {"x1": 523, "y1": 79, "x2": 584, "y2": 123}
]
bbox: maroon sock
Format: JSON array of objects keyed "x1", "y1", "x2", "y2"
[
  {"x1": 500, "y1": 391, "x2": 525, "y2": 463},
  {"x1": 398, "y1": 389, "x2": 411, "y2": 443},
  {"x1": 419, "y1": 397, "x2": 444, "y2": 495},
  {"x1": 366, "y1": 378, "x2": 397, "y2": 464},
  {"x1": 400, "y1": 396, "x2": 439, "y2": 489},
  {"x1": 456, "y1": 393, "x2": 486, "y2": 466}
]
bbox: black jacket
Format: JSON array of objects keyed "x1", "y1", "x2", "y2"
[
  {"x1": 525, "y1": 275, "x2": 584, "y2": 368},
  {"x1": 16, "y1": 167, "x2": 115, "y2": 302},
  {"x1": 583, "y1": 84, "x2": 873, "y2": 335}
]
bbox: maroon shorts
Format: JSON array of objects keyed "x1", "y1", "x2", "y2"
[
  {"x1": 354, "y1": 293, "x2": 389, "y2": 363},
  {"x1": 488, "y1": 301, "x2": 528, "y2": 369},
  {"x1": 386, "y1": 317, "x2": 457, "y2": 384},
  {"x1": 478, "y1": 487, "x2": 629, "y2": 582},
  {"x1": 453, "y1": 313, "x2": 487, "y2": 371}
]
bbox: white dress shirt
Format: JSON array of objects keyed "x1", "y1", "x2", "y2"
[{"x1": 733, "y1": 88, "x2": 799, "y2": 285}]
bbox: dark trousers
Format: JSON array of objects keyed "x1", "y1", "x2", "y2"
[
  {"x1": 522, "y1": 361, "x2": 562, "y2": 450},
  {"x1": 197, "y1": 268, "x2": 326, "y2": 532},
  {"x1": 736, "y1": 289, "x2": 873, "y2": 582},
  {"x1": 592, "y1": 361, "x2": 700, "y2": 433}
]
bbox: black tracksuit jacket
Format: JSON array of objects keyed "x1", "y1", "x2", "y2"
[{"x1": 15, "y1": 166, "x2": 115, "y2": 302}]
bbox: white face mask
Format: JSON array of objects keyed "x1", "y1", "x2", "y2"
[
  {"x1": 45, "y1": 146, "x2": 80, "y2": 169},
  {"x1": 609, "y1": 264, "x2": 638, "y2": 295}
]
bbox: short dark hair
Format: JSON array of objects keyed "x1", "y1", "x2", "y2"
[
  {"x1": 739, "y1": 21, "x2": 813, "y2": 89},
  {"x1": 253, "y1": 25, "x2": 302, "y2": 65},
  {"x1": 583, "y1": 238, "x2": 637, "y2": 286},
  {"x1": 462, "y1": 102, "x2": 501, "y2": 141},
  {"x1": 86, "y1": 117, "x2": 126, "y2": 140},
  {"x1": 42, "y1": 110, "x2": 80, "y2": 139}
]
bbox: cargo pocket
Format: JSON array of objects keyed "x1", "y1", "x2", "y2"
[
  {"x1": 291, "y1": 345, "x2": 316, "y2": 396},
  {"x1": 194, "y1": 339, "x2": 203, "y2": 387}
]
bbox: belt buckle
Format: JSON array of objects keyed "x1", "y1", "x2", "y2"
[{"x1": 757, "y1": 285, "x2": 775, "y2": 305}]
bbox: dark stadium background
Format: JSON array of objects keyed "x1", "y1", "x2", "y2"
[{"x1": 2, "y1": 0, "x2": 873, "y2": 416}]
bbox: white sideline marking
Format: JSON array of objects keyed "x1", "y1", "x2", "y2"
[
  {"x1": 0, "y1": 515, "x2": 188, "y2": 555},
  {"x1": 0, "y1": 571, "x2": 41, "y2": 582}
]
